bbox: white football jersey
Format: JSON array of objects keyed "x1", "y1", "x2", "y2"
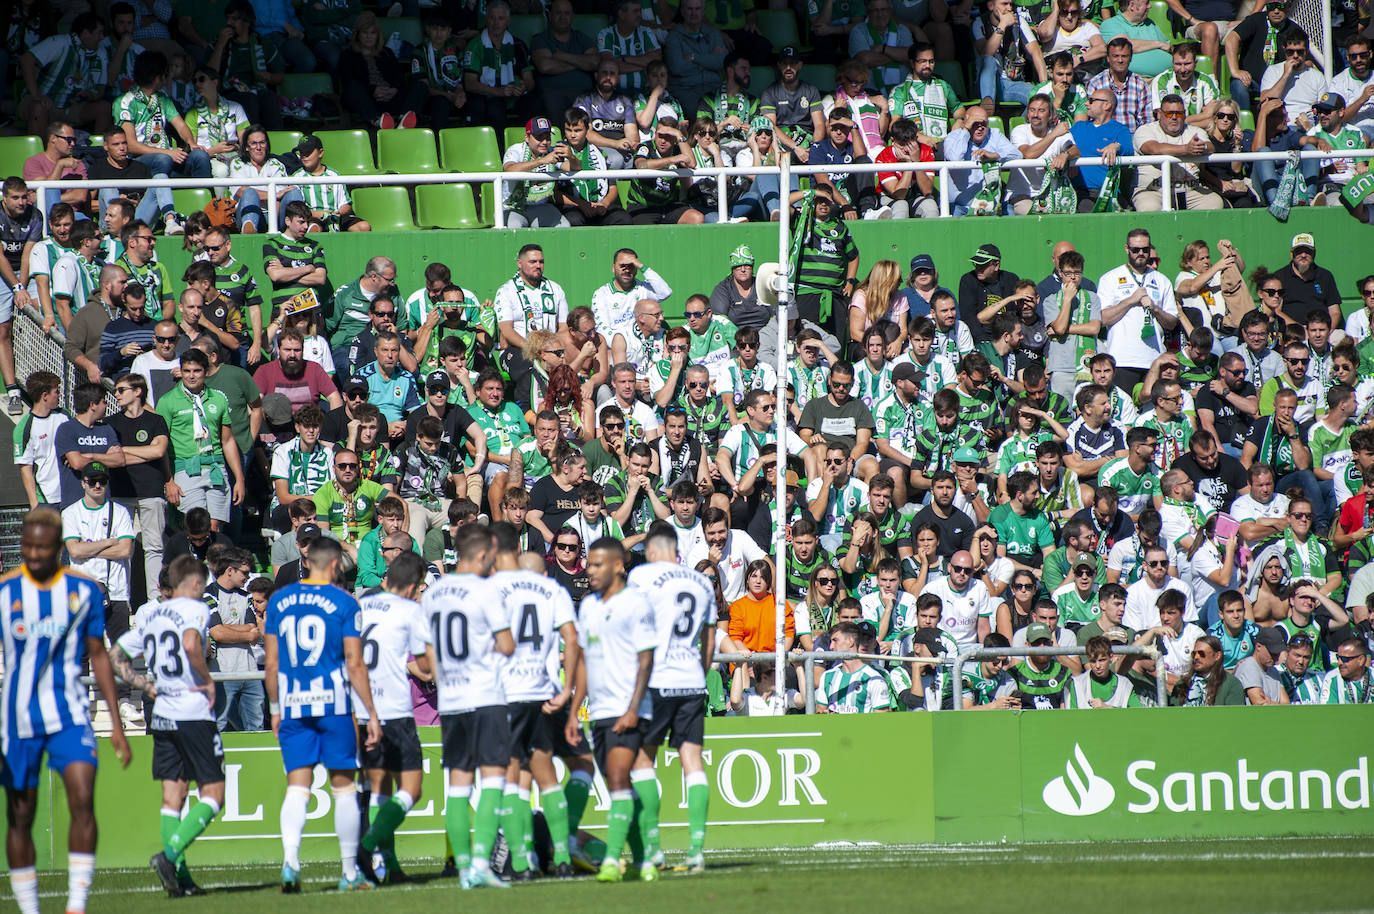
[
  {"x1": 578, "y1": 584, "x2": 658, "y2": 721},
  {"x1": 627, "y1": 561, "x2": 715, "y2": 693},
  {"x1": 116, "y1": 596, "x2": 212, "y2": 722},
  {"x1": 354, "y1": 591, "x2": 430, "y2": 721},
  {"x1": 421, "y1": 573, "x2": 510, "y2": 713},
  {"x1": 494, "y1": 569, "x2": 576, "y2": 703}
]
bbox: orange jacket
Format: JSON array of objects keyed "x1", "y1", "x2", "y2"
[{"x1": 728, "y1": 592, "x2": 795, "y2": 652}]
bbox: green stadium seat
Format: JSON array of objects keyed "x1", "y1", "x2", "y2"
[
  {"x1": 756, "y1": 9, "x2": 800, "y2": 50},
  {"x1": 800, "y1": 63, "x2": 836, "y2": 91},
  {"x1": 751, "y1": 65, "x2": 776, "y2": 92},
  {"x1": 1195, "y1": 58, "x2": 1214, "y2": 75},
  {"x1": 281, "y1": 72, "x2": 334, "y2": 98},
  {"x1": 1008, "y1": 116, "x2": 1026, "y2": 131},
  {"x1": 573, "y1": 13, "x2": 606, "y2": 38},
  {"x1": 440, "y1": 126, "x2": 501, "y2": 172},
  {"x1": 314, "y1": 129, "x2": 378, "y2": 174},
  {"x1": 384, "y1": 17, "x2": 423, "y2": 48},
  {"x1": 377, "y1": 128, "x2": 440, "y2": 174},
  {"x1": 416, "y1": 183, "x2": 490, "y2": 229},
  {"x1": 480, "y1": 182, "x2": 496, "y2": 223},
  {"x1": 509, "y1": 14, "x2": 545, "y2": 46},
  {"x1": 933, "y1": 62, "x2": 969, "y2": 102},
  {"x1": 173, "y1": 188, "x2": 212, "y2": 214},
  {"x1": 1238, "y1": 110, "x2": 1254, "y2": 132},
  {"x1": 1148, "y1": 0, "x2": 1174, "y2": 37},
  {"x1": 351, "y1": 186, "x2": 415, "y2": 230},
  {"x1": 0, "y1": 135, "x2": 45, "y2": 176},
  {"x1": 267, "y1": 130, "x2": 304, "y2": 154}
]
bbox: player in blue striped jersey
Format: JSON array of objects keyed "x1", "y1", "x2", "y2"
[
  {"x1": 0, "y1": 507, "x2": 132, "y2": 914},
  {"x1": 264, "y1": 536, "x2": 383, "y2": 894}
]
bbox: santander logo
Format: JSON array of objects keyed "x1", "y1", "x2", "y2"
[{"x1": 1042, "y1": 743, "x2": 1115, "y2": 816}]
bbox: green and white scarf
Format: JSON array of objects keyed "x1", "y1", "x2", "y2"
[{"x1": 1283, "y1": 528, "x2": 1325, "y2": 581}]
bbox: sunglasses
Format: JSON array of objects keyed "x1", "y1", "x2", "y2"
[
  {"x1": 347, "y1": 389, "x2": 367, "y2": 399},
  {"x1": 950, "y1": 565, "x2": 973, "y2": 574},
  {"x1": 831, "y1": 123, "x2": 853, "y2": 133},
  {"x1": 757, "y1": 403, "x2": 777, "y2": 411},
  {"x1": 816, "y1": 578, "x2": 839, "y2": 585},
  {"x1": 683, "y1": 310, "x2": 706, "y2": 319},
  {"x1": 687, "y1": 381, "x2": 708, "y2": 389},
  {"x1": 1215, "y1": 112, "x2": 1236, "y2": 120},
  {"x1": 1290, "y1": 511, "x2": 1312, "y2": 519},
  {"x1": 1145, "y1": 560, "x2": 1168, "y2": 568},
  {"x1": 1128, "y1": 245, "x2": 1152, "y2": 254},
  {"x1": 825, "y1": 458, "x2": 847, "y2": 465},
  {"x1": 555, "y1": 543, "x2": 579, "y2": 551},
  {"x1": 667, "y1": 345, "x2": 688, "y2": 352},
  {"x1": 738, "y1": 342, "x2": 758, "y2": 350},
  {"x1": 1011, "y1": 582, "x2": 1034, "y2": 590},
  {"x1": 1285, "y1": 356, "x2": 1308, "y2": 364},
  {"x1": 373, "y1": 310, "x2": 396, "y2": 318},
  {"x1": 544, "y1": 348, "x2": 566, "y2": 356},
  {"x1": 335, "y1": 462, "x2": 359, "y2": 470},
  {"x1": 602, "y1": 421, "x2": 625, "y2": 430},
  {"x1": 84, "y1": 478, "x2": 108, "y2": 487},
  {"x1": 155, "y1": 335, "x2": 178, "y2": 343}
]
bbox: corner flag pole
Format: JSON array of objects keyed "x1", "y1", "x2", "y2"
[{"x1": 773, "y1": 155, "x2": 792, "y2": 695}]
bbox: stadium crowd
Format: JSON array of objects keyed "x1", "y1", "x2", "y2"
[
  {"x1": 2, "y1": 0, "x2": 1373, "y2": 235},
  {"x1": 10, "y1": 194, "x2": 1374, "y2": 716}
]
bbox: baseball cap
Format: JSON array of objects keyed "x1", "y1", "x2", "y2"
[
  {"x1": 1255, "y1": 626, "x2": 1288, "y2": 657},
  {"x1": 1071, "y1": 551, "x2": 1099, "y2": 573},
  {"x1": 1291, "y1": 232, "x2": 1316, "y2": 251},
  {"x1": 784, "y1": 469, "x2": 800, "y2": 487},
  {"x1": 296, "y1": 522, "x2": 322, "y2": 544},
  {"x1": 891, "y1": 362, "x2": 920, "y2": 384},
  {"x1": 293, "y1": 135, "x2": 323, "y2": 156},
  {"x1": 953, "y1": 446, "x2": 982, "y2": 464},
  {"x1": 525, "y1": 116, "x2": 553, "y2": 137},
  {"x1": 911, "y1": 628, "x2": 946, "y2": 654},
  {"x1": 750, "y1": 115, "x2": 773, "y2": 134},
  {"x1": 425, "y1": 369, "x2": 451, "y2": 391},
  {"x1": 82, "y1": 461, "x2": 110, "y2": 482},
  {"x1": 1314, "y1": 92, "x2": 1345, "y2": 112},
  {"x1": 970, "y1": 243, "x2": 1002, "y2": 265},
  {"x1": 261, "y1": 392, "x2": 293, "y2": 426},
  {"x1": 1025, "y1": 622, "x2": 1055, "y2": 645},
  {"x1": 909, "y1": 254, "x2": 935, "y2": 273},
  {"x1": 343, "y1": 376, "x2": 369, "y2": 395},
  {"x1": 776, "y1": 45, "x2": 802, "y2": 61}
]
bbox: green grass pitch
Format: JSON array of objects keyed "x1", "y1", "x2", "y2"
[{"x1": 10, "y1": 837, "x2": 1374, "y2": 912}]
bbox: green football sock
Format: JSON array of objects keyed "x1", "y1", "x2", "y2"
[
  {"x1": 445, "y1": 789, "x2": 472, "y2": 869},
  {"x1": 602, "y1": 790, "x2": 635, "y2": 864},
  {"x1": 542, "y1": 786, "x2": 571, "y2": 864},
  {"x1": 626, "y1": 794, "x2": 645, "y2": 864},
  {"x1": 165, "y1": 801, "x2": 217, "y2": 865},
  {"x1": 522, "y1": 800, "x2": 534, "y2": 861},
  {"x1": 471, "y1": 781, "x2": 503, "y2": 864},
  {"x1": 686, "y1": 775, "x2": 710, "y2": 855},
  {"x1": 361, "y1": 797, "x2": 409, "y2": 853},
  {"x1": 502, "y1": 790, "x2": 529, "y2": 873},
  {"x1": 632, "y1": 774, "x2": 661, "y2": 861},
  {"x1": 565, "y1": 772, "x2": 592, "y2": 832},
  {"x1": 160, "y1": 810, "x2": 191, "y2": 881}
]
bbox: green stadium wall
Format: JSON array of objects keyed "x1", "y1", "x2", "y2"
[
  {"x1": 28, "y1": 708, "x2": 1374, "y2": 869},
  {"x1": 162, "y1": 209, "x2": 1374, "y2": 325}
]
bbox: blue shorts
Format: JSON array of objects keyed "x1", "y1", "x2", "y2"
[
  {"x1": 279, "y1": 715, "x2": 359, "y2": 773},
  {"x1": 1, "y1": 725, "x2": 99, "y2": 790}
]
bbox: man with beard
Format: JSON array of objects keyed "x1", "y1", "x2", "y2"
[
  {"x1": 573, "y1": 59, "x2": 640, "y2": 170},
  {"x1": 345, "y1": 292, "x2": 420, "y2": 378},
  {"x1": 1195, "y1": 351, "x2": 1257, "y2": 457},
  {"x1": 253, "y1": 328, "x2": 343, "y2": 414},
  {"x1": 1172, "y1": 429, "x2": 1248, "y2": 514}
]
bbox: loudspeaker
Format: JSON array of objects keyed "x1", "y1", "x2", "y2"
[{"x1": 756, "y1": 261, "x2": 784, "y2": 306}]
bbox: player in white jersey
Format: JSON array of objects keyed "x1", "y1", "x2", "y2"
[
  {"x1": 353, "y1": 552, "x2": 436, "y2": 885},
  {"x1": 630, "y1": 523, "x2": 716, "y2": 874},
  {"x1": 0, "y1": 508, "x2": 131, "y2": 914},
  {"x1": 264, "y1": 537, "x2": 382, "y2": 894},
  {"x1": 488, "y1": 525, "x2": 580, "y2": 880},
  {"x1": 113, "y1": 556, "x2": 221, "y2": 898},
  {"x1": 421, "y1": 524, "x2": 515, "y2": 890},
  {"x1": 566, "y1": 537, "x2": 659, "y2": 884}
]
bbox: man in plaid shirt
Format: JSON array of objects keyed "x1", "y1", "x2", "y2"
[{"x1": 1087, "y1": 37, "x2": 1153, "y2": 132}]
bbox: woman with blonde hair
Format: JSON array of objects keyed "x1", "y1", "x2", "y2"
[
  {"x1": 848, "y1": 259, "x2": 908, "y2": 356},
  {"x1": 1175, "y1": 238, "x2": 1250, "y2": 349},
  {"x1": 339, "y1": 11, "x2": 429, "y2": 129},
  {"x1": 519, "y1": 328, "x2": 565, "y2": 423}
]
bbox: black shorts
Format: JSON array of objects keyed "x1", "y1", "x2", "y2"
[
  {"x1": 440, "y1": 706, "x2": 511, "y2": 772},
  {"x1": 629, "y1": 203, "x2": 693, "y2": 225},
  {"x1": 359, "y1": 717, "x2": 423, "y2": 772},
  {"x1": 507, "y1": 701, "x2": 553, "y2": 763},
  {"x1": 337, "y1": 213, "x2": 365, "y2": 231},
  {"x1": 590, "y1": 717, "x2": 648, "y2": 775},
  {"x1": 548, "y1": 702, "x2": 591, "y2": 759},
  {"x1": 151, "y1": 718, "x2": 225, "y2": 785},
  {"x1": 643, "y1": 690, "x2": 707, "y2": 750},
  {"x1": 878, "y1": 457, "x2": 913, "y2": 478}
]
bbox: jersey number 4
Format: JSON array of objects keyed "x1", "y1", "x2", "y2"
[
  {"x1": 517, "y1": 604, "x2": 544, "y2": 651},
  {"x1": 143, "y1": 631, "x2": 184, "y2": 678}
]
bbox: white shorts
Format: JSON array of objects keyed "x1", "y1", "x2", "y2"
[
  {"x1": 174, "y1": 469, "x2": 231, "y2": 523},
  {"x1": 0, "y1": 282, "x2": 16, "y2": 322}
]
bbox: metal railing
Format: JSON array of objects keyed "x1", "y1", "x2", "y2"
[
  {"x1": 13, "y1": 303, "x2": 115, "y2": 417},
  {"x1": 952, "y1": 644, "x2": 1167, "y2": 709},
  {"x1": 28, "y1": 147, "x2": 1374, "y2": 233},
  {"x1": 89, "y1": 644, "x2": 1164, "y2": 715}
]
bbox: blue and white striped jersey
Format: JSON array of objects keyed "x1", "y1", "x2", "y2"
[
  {"x1": 0, "y1": 568, "x2": 106, "y2": 742},
  {"x1": 266, "y1": 579, "x2": 361, "y2": 719}
]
